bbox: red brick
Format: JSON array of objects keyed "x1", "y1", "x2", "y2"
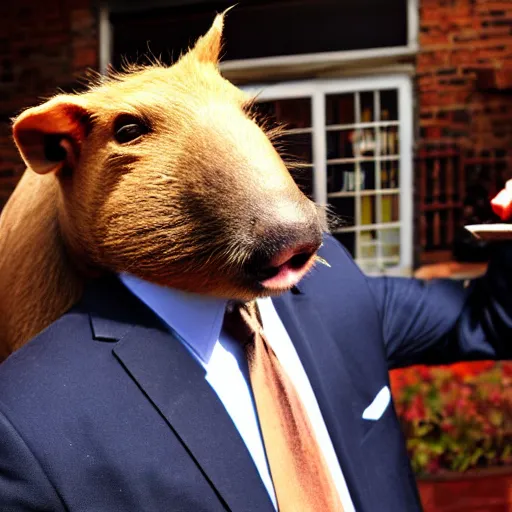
[
  {"x1": 451, "y1": 30, "x2": 480, "y2": 43},
  {"x1": 420, "y1": 31, "x2": 452, "y2": 46},
  {"x1": 0, "y1": 0, "x2": 98, "y2": 211},
  {"x1": 418, "y1": 0, "x2": 512, "y2": 158},
  {"x1": 71, "y1": 8, "x2": 95, "y2": 33},
  {"x1": 72, "y1": 46, "x2": 97, "y2": 70}
]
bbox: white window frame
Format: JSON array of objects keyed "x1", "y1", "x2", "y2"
[
  {"x1": 99, "y1": 3, "x2": 112, "y2": 74},
  {"x1": 241, "y1": 74, "x2": 414, "y2": 275}
]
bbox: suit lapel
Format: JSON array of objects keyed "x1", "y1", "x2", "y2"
[
  {"x1": 86, "y1": 279, "x2": 274, "y2": 512},
  {"x1": 273, "y1": 291, "x2": 374, "y2": 512}
]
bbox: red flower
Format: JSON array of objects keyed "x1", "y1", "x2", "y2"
[
  {"x1": 394, "y1": 362, "x2": 511, "y2": 475},
  {"x1": 489, "y1": 391, "x2": 502, "y2": 406},
  {"x1": 404, "y1": 394, "x2": 427, "y2": 422},
  {"x1": 441, "y1": 422, "x2": 455, "y2": 434},
  {"x1": 426, "y1": 458, "x2": 441, "y2": 474},
  {"x1": 483, "y1": 423, "x2": 497, "y2": 436},
  {"x1": 416, "y1": 366, "x2": 432, "y2": 381}
]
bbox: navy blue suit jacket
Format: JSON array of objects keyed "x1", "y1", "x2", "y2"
[{"x1": 0, "y1": 235, "x2": 510, "y2": 511}]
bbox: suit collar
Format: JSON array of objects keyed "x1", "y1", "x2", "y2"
[
  {"x1": 84, "y1": 275, "x2": 152, "y2": 342},
  {"x1": 118, "y1": 273, "x2": 227, "y2": 364}
]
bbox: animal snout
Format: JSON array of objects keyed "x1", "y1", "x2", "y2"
[{"x1": 244, "y1": 211, "x2": 323, "y2": 291}]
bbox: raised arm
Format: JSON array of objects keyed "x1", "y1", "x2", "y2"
[{"x1": 366, "y1": 243, "x2": 512, "y2": 369}]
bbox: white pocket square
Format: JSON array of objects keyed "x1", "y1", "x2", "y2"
[{"x1": 362, "y1": 385, "x2": 391, "y2": 421}]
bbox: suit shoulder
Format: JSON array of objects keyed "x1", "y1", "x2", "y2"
[
  {"x1": 305, "y1": 233, "x2": 365, "y2": 287},
  {"x1": 302, "y1": 233, "x2": 380, "y2": 311},
  {"x1": 321, "y1": 233, "x2": 358, "y2": 265},
  {"x1": 0, "y1": 308, "x2": 111, "y2": 406},
  {"x1": 1, "y1": 309, "x2": 90, "y2": 367}
]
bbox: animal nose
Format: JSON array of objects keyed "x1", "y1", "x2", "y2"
[
  {"x1": 244, "y1": 216, "x2": 323, "y2": 290},
  {"x1": 269, "y1": 243, "x2": 318, "y2": 269}
]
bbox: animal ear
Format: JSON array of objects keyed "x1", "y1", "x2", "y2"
[
  {"x1": 12, "y1": 95, "x2": 91, "y2": 175},
  {"x1": 189, "y1": 7, "x2": 233, "y2": 64}
]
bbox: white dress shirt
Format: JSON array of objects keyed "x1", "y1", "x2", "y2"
[{"x1": 119, "y1": 273, "x2": 355, "y2": 512}]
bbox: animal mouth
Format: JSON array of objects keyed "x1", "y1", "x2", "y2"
[{"x1": 253, "y1": 244, "x2": 319, "y2": 290}]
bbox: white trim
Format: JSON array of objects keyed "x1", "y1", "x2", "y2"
[
  {"x1": 398, "y1": 78, "x2": 414, "y2": 272},
  {"x1": 220, "y1": 45, "x2": 417, "y2": 75},
  {"x1": 332, "y1": 222, "x2": 402, "y2": 234},
  {"x1": 354, "y1": 91, "x2": 362, "y2": 261},
  {"x1": 408, "y1": 0, "x2": 420, "y2": 49},
  {"x1": 312, "y1": 91, "x2": 327, "y2": 208},
  {"x1": 326, "y1": 121, "x2": 400, "y2": 131},
  {"x1": 327, "y1": 156, "x2": 399, "y2": 165},
  {"x1": 375, "y1": 90, "x2": 383, "y2": 265},
  {"x1": 328, "y1": 189, "x2": 401, "y2": 199},
  {"x1": 244, "y1": 74, "x2": 414, "y2": 101},
  {"x1": 98, "y1": 3, "x2": 112, "y2": 74}
]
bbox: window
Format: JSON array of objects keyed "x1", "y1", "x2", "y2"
[{"x1": 243, "y1": 76, "x2": 413, "y2": 276}]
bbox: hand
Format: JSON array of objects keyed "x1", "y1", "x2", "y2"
[{"x1": 491, "y1": 180, "x2": 512, "y2": 221}]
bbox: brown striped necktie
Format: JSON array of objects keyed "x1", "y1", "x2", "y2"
[{"x1": 224, "y1": 301, "x2": 344, "y2": 512}]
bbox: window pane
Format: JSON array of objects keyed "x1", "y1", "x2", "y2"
[
  {"x1": 329, "y1": 197, "x2": 355, "y2": 226},
  {"x1": 276, "y1": 98, "x2": 312, "y2": 129},
  {"x1": 379, "y1": 228, "x2": 400, "y2": 255},
  {"x1": 326, "y1": 94, "x2": 355, "y2": 126},
  {"x1": 327, "y1": 164, "x2": 355, "y2": 194},
  {"x1": 361, "y1": 244, "x2": 377, "y2": 259},
  {"x1": 327, "y1": 164, "x2": 373, "y2": 194},
  {"x1": 380, "y1": 89, "x2": 399, "y2": 121},
  {"x1": 289, "y1": 166, "x2": 314, "y2": 199},
  {"x1": 253, "y1": 100, "x2": 276, "y2": 119},
  {"x1": 360, "y1": 91, "x2": 374, "y2": 122},
  {"x1": 381, "y1": 194, "x2": 400, "y2": 223},
  {"x1": 360, "y1": 230, "x2": 378, "y2": 259},
  {"x1": 255, "y1": 98, "x2": 311, "y2": 129},
  {"x1": 380, "y1": 160, "x2": 400, "y2": 189},
  {"x1": 255, "y1": 98, "x2": 313, "y2": 198},
  {"x1": 327, "y1": 130, "x2": 355, "y2": 160},
  {"x1": 353, "y1": 128, "x2": 377, "y2": 157},
  {"x1": 382, "y1": 243, "x2": 400, "y2": 258},
  {"x1": 360, "y1": 161, "x2": 376, "y2": 191},
  {"x1": 280, "y1": 133, "x2": 313, "y2": 163},
  {"x1": 361, "y1": 195, "x2": 376, "y2": 225},
  {"x1": 358, "y1": 261, "x2": 380, "y2": 274},
  {"x1": 379, "y1": 126, "x2": 399, "y2": 156}
]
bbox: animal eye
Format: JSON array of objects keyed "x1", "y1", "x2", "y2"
[{"x1": 113, "y1": 114, "x2": 149, "y2": 144}]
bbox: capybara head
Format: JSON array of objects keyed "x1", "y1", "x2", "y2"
[{"x1": 12, "y1": 13, "x2": 323, "y2": 301}]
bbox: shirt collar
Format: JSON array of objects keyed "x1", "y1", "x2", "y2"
[{"x1": 118, "y1": 273, "x2": 227, "y2": 364}]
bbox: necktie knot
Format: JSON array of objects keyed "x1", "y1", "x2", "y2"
[{"x1": 224, "y1": 301, "x2": 263, "y2": 348}]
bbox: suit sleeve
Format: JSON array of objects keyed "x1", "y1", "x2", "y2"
[
  {"x1": 365, "y1": 243, "x2": 512, "y2": 369},
  {"x1": 0, "y1": 407, "x2": 66, "y2": 511}
]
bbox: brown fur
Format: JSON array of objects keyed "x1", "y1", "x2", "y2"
[{"x1": 0, "y1": 12, "x2": 322, "y2": 359}]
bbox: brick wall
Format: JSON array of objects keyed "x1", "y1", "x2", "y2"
[
  {"x1": 418, "y1": 0, "x2": 512, "y2": 148},
  {"x1": 416, "y1": 0, "x2": 512, "y2": 263},
  {"x1": 0, "y1": 0, "x2": 98, "y2": 209}
]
